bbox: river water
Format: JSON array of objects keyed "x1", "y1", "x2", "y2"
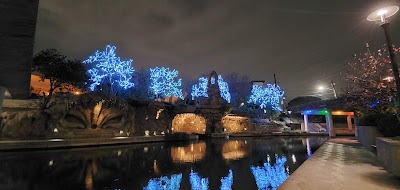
[{"x1": 0, "y1": 136, "x2": 327, "y2": 190}]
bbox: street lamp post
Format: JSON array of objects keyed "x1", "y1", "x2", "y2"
[{"x1": 368, "y1": 6, "x2": 400, "y2": 110}]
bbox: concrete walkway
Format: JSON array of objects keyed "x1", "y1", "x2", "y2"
[{"x1": 278, "y1": 138, "x2": 400, "y2": 190}]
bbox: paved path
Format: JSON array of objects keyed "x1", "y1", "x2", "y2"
[{"x1": 279, "y1": 138, "x2": 400, "y2": 190}]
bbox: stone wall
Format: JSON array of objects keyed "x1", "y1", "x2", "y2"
[
  {"x1": 134, "y1": 101, "x2": 174, "y2": 136},
  {"x1": 221, "y1": 115, "x2": 252, "y2": 133},
  {"x1": 0, "y1": 93, "x2": 136, "y2": 139},
  {"x1": 172, "y1": 113, "x2": 207, "y2": 134}
]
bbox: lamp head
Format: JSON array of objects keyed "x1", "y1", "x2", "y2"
[{"x1": 367, "y1": 6, "x2": 399, "y2": 23}]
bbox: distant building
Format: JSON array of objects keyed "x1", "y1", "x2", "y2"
[{"x1": 251, "y1": 80, "x2": 265, "y2": 86}]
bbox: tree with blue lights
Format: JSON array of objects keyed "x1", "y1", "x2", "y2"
[
  {"x1": 191, "y1": 75, "x2": 231, "y2": 103},
  {"x1": 83, "y1": 45, "x2": 135, "y2": 96},
  {"x1": 248, "y1": 84, "x2": 284, "y2": 111},
  {"x1": 149, "y1": 67, "x2": 184, "y2": 99}
]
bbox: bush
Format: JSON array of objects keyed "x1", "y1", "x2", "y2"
[
  {"x1": 358, "y1": 113, "x2": 382, "y2": 126},
  {"x1": 359, "y1": 112, "x2": 400, "y2": 137},
  {"x1": 377, "y1": 113, "x2": 400, "y2": 137}
]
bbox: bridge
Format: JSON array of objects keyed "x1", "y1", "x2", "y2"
[{"x1": 0, "y1": 0, "x2": 39, "y2": 100}]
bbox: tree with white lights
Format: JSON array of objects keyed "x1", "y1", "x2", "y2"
[
  {"x1": 149, "y1": 67, "x2": 184, "y2": 99},
  {"x1": 248, "y1": 84, "x2": 284, "y2": 112},
  {"x1": 83, "y1": 45, "x2": 135, "y2": 96},
  {"x1": 191, "y1": 75, "x2": 231, "y2": 103}
]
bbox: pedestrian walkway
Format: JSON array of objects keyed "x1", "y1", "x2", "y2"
[{"x1": 278, "y1": 138, "x2": 400, "y2": 190}]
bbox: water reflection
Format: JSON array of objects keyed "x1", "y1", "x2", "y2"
[
  {"x1": 190, "y1": 170, "x2": 209, "y2": 190},
  {"x1": 171, "y1": 142, "x2": 206, "y2": 163},
  {"x1": 0, "y1": 137, "x2": 327, "y2": 190},
  {"x1": 250, "y1": 155, "x2": 289, "y2": 190},
  {"x1": 220, "y1": 169, "x2": 233, "y2": 190},
  {"x1": 222, "y1": 140, "x2": 249, "y2": 160},
  {"x1": 143, "y1": 174, "x2": 182, "y2": 190}
]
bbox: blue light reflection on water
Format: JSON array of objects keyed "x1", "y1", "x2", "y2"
[
  {"x1": 189, "y1": 170, "x2": 209, "y2": 190},
  {"x1": 220, "y1": 169, "x2": 233, "y2": 190},
  {"x1": 143, "y1": 174, "x2": 182, "y2": 190},
  {"x1": 250, "y1": 155, "x2": 289, "y2": 190},
  {"x1": 0, "y1": 137, "x2": 327, "y2": 190}
]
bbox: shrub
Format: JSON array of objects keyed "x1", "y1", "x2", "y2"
[
  {"x1": 377, "y1": 113, "x2": 400, "y2": 137},
  {"x1": 359, "y1": 112, "x2": 400, "y2": 137}
]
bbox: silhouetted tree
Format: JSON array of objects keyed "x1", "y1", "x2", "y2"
[{"x1": 33, "y1": 49, "x2": 88, "y2": 109}]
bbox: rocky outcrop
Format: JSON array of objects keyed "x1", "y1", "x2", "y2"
[
  {"x1": 0, "y1": 110, "x2": 47, "y2": 139},
  {"x1": 134, "y1": 101, "x2": 174, "y2": 136},
  {"x1": 0, "y1": 93, "x2": 136, "y2": 139}
]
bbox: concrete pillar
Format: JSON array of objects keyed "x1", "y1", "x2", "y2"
[
  {"x1": 303, "y1": 114, "x2": 309, "y2": 132},
  {"x1": 0, "y1": 0, "x2": 39, "y2": 99},
  {"x1": 0, "y1": 86, "x2": 5, "y2": 112},
  {"x1": 354, "y1": 114, "x2": 358, "y2": 137},
  {"x1": 347, "y1": 115, "x2": 352, "y2": 130},
  {"x1": 325, "y1": 112, "x2": 335, "y2": 137}
]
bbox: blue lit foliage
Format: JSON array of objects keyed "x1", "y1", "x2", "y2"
[
  {"x1": 190, "y1": 170, "x2": 209, "y2": 190},
  {"x1": 191, "y1": 75, "x2": 231, "y2": 103},
  {"x1": 149, "y1": 67, "x2": 184, "y2": 99},
  {"x1": 143, "y1": 173, "x2": 182, "y2": 190},
  {"x1": 250, "y1": 155, "x2": 289, "y2": 190},
  {"x1": 192, "y1": 77, "x2": 208, "y2": 98},
  {"x1": 248, "y1": 84, "x2": 284, "y2": 111},
  {"x1": 83, "y1": 45, "x2": 134, "y2": 95},
  {"x1": 220, "y1": 169, "x2": 233, "y2": 190}
]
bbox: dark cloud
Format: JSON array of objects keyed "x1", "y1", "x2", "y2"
[{"x1": 34, "y1": 0, "x2": 400, "y2": 101}]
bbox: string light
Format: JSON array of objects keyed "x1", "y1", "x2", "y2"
[
  {"x1": 248, "y1": 84, "x2": 284, "y2": 111},
  {"x1": 149, "y1": 67, "x2": 184, "y2": 99},
  {"x1": 83, "y1": 45, "x2": 134, "y2": 95},
  {"x1": 191, "y1": 75, "x2": 231, "y2": 103}
]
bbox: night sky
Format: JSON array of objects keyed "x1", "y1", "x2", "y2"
[{"x1": 34, "y1": 0, "x2": 400, "y2": 101}]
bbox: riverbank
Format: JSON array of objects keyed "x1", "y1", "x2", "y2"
[
  {"x1": 0, "y1": 134, "x2": 199, "y2": 151},
  {"x1": 0, "y1": 132, "x2": 328, "y2": 151},
  {"x1": 278, "y1": 137, "x2": 400, "y2": 190}
]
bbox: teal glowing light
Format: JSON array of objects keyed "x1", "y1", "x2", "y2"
[
  {"x1": 303, "y1": 110, "x2": 328, "y2": 115},
  {"x1": 149, "y1": 67, "x2": 184, "y2": 99},
  {"x1": 83, "y1": 45, "x2": 135, "y2": 95}
]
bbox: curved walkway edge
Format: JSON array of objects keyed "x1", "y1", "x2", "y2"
[{"x1": 278, "y1": 138, "x2": 400, "y2": 190}]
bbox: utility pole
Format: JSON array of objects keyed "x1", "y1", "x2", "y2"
[
  {"x1": 331, "y1": 79, "x2": 337, "y2": 99},
  {"x1": 274, "y1": 74, "x2": 277, "y2": 84}
]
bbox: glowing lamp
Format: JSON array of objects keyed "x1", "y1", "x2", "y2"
[{"x1": 367, "y1": 6, "x2": 399, "y2": 22}]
